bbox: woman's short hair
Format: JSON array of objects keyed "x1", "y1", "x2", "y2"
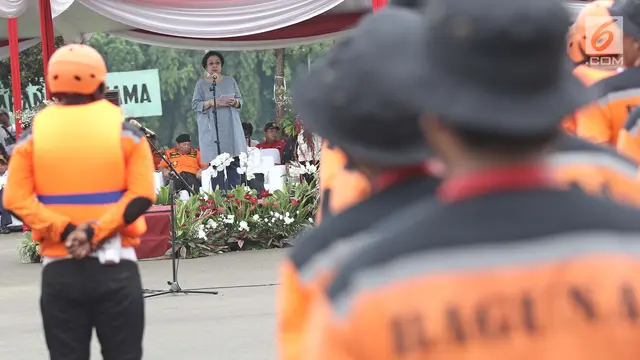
[
  {"x1": 242, "y1": 122, "x2": 253, "y2": 137},
  {"x1": 202, "y1": 51, "x2": 225, "y2": 69}
]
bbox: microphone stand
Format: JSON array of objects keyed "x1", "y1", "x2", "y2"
[
  {"x1": 142, "y1": 137, "x2": 218, "y2": 298},
  {"x1": 209, "y1": 79, "x2": 229, "y2": 193}
]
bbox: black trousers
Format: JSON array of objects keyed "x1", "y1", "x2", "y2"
[
  {"x1": 0, "y1": 188, "x2": 13, "y2": 227},
  {"x1": 174, "y1": 171, "x2": 201, "y2": 193},
  {"x1": 211, "y1": 157, "x2": 242, "y2": 191},
  {"x1": 41, "y1": 258, "x2": 144, "y2": 360}
]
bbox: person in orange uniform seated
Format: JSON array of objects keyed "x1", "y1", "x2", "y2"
[
  {"x1": 305, "y1": 0, "x2": 640, "y2": 358},
  {"x1": 159, "y1": 133, "x2": 208, "y2": 193},
  {"x1": 3, "y1": 44, "x2": 156, "y2": 360},
  {"x1": 256, "y1": 122, "x2": 286, "y2": 162},
  {"x1": 563, "y1": 0, "x2": 618, "y2": 135},
  {"x1": 577, "y1": 0, "x2": 640, "y2": 145}
]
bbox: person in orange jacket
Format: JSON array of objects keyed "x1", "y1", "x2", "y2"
[
  {"x1": 158, "y1": 133, "x2": 209, "y2": 192},
  {"x1": 3, "y1": 44, "x2": 155, "y2": 360},
  {"x1": 618, "y1": 106, "x2": 640, "y2": 162},
  {"x1": 576, "y1": 0, "x2": 640, "y2": 145},
  {"x1": 315, "y1": 142, "x2": 370, "y2": 225},
  {"x1": 562, "y1": 0, "x2": 618, "y2": 135}
]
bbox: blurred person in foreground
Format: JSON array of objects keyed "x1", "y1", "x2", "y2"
[
  {"x1": 3, "y1": 44, "x2": 156, "y2": 360},
  {"x1": 313, "y1": 0, "x2": 430, "y2": 226},
  {"x1": 563, "y1": 0, "x2": 618, "y2": 135},
  {"x1": 303, "y1": 0, "x2": 640, "y2": 359},
  {"x1": 277, "y1": 8, "x2": 437, "y2": 360},
  {"x1": 577, "y1": 0, "x2": 640, "y2": 145}
]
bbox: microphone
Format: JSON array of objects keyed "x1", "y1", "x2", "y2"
[
  {"x1": 128, "y1": 119, "x2": 156, "y2": 138},
  {"x1": 207, "y1": 72, "x2": 218, "y2": 80}
]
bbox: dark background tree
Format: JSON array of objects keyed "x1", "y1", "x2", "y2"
[{"x1": 0, "y1": 36, "x2": 65, "y2": 94}]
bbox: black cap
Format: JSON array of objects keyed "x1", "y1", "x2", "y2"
[
  {"x1": 609, "y1": 0, "x2": 640, "y2": 40},
  {"x1": 264, "y1": 122, "x2": 280, "y2": 131},
  {"x1": 176, "y1": 134, "x2": 191, "y2": 143},
  {"x1": 412, "y1": 0, "x2": 597, "y2": 135},
  {"x1": 293, "y1": 8, "x2": 432, "y2": 166}
]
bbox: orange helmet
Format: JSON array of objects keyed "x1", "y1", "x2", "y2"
[
  {"x1": 47, "y1": 44, "x2": 107, "y2": 95},
  {"x1": 568, "y1": 0, "x2": 615, "y2": 64}
]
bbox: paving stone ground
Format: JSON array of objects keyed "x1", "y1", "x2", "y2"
[{"x1": 0, "y1": 232, "x2": 286, "y2": 360}]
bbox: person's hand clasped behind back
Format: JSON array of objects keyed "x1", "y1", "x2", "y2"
[{"x1": 64, "y1": 223, "x2": 93, "y2": 259}]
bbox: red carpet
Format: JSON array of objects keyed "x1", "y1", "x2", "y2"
[{"x1": 136, "y1": 205, "x2": 171, "y2": 259}]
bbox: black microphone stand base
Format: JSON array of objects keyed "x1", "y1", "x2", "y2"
[
  {"x1": 141, "y1": 145, "x2": 218, "y2": 299},
  {"x1": 143, "y1": 282, "x2": 218, "y2": 298}
]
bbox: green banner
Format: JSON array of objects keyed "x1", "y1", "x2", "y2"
[
  {"x1": 106, "y1": 69, "x2": 163, "y2": 118},
  {"x1": 0, "y1": 69, "x2": 163, "y2": 119}
]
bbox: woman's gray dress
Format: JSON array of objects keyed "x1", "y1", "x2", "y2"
[{"x1": 191, "y1": 76, "x2": 247, "y2": 163}]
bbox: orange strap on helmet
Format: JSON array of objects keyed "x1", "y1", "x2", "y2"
[
  {"x1": 568, "y1": 0, "x2": 615, "y2": 64},
  {"x1": 46, "y1": 44, "x2": 107, "y2": 95}
]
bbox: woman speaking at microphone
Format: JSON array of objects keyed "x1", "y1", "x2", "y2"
[{"x1": 191, "y1": 51, "x2": 247, "y2": 189}]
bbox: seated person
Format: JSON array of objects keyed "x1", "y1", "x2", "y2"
[
  {"x1": 242, "y1": 122, "x2": 259, "y2": 147},
  {"x1": 257, "y1": 122, "x2": 286, "y2": 163},
  {"x1": 0, "y1": 156, "x2": 12, "y2": 233},
  {"x1": 159, "y1": 134, "x2": 209, "y2": 193}
]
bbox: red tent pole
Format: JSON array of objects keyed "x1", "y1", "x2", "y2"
[
  {"x1": 7, "y1": 18, "x2": 22, "y2": 138},
  {"x1": 38, "y1": 0, "x2": 56, "y2": 99},
  {"x1": 372, "y1": 0, "x2": 388, "y2": 11}
]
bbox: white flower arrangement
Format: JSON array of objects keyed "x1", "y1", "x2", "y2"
[
  {"x1": 209, "y1": 152, "x2": 234, "y2": 179},
  {"x1": 289, "y1": 161, "x2": 318, "y2": 177},
  {"x1": 236, "y1": 147, "x2": 259, "y2": 181},
  {"x1": 209, "y1": 148, "x2": 261, "y2": 182}
]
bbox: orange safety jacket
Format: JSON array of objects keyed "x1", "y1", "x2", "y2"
[
  {"x1": 316, "y1": 141, "x2": 370, "y2": 225},
  {"x1": 279, "y1": 134, "x2": 640, "y2": 360},
  {"x1": 577, "y1": 67, "x2": 640, "y2": 145},
  {"x1": 3, "y1": 99, "x2": 156, "y2": 257},
  {"x1": 561, "y1": 65, "x2": 616, "y2": 135},
  {"x1": 158, "y1": 147, "x2": 208, "y2": 174}
]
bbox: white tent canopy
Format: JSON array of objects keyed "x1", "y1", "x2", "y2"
[
  {"x1": 0, "y1": 0, "x2": 591, "y2": 51},
  {"x1": 0, "y1": 0, "x2": 370, "y2": 50}
]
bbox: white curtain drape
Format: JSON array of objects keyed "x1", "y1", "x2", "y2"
[
  {"x1": 0, "y1": 0, "x2": 74, "y2": 19},
  {"x1": 78, "y1": 0, "x2": 345, "y2": 38},
  {"x1": 51, "y1": 0, "x2": 76, "y2": 18},
  {"x1": 0, "y1": 0, "x2": 28, "y2": 18},
  {"x1": 112, "y1": 29, "x2": 351, "y2": 51}
]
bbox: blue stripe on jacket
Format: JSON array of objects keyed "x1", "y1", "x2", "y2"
[{"x1": 37, "y1": 190, "x2": 125, "y2": 205}]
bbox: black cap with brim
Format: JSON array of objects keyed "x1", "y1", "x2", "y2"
[
  {"x1": 410, "y1": 0, "x2": 598, "y2": 135},
  {"x1": 609, "y1": 1, "x2": 640, "y2": 40},
  {"x1": 414, "y1": 58, "x2": 597, "y2": 134},
  {"x1": 264, "y1": 122, "x2": 280, "y2": 131},
  {"x1": 294, "y1": 8, "x2": 432, "y2": 166},
  {"x1": 176, "y1": 134, "x2": 191, "y2": 143}
]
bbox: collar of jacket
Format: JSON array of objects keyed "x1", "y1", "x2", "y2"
[
  {"x1": 372, "y1": 163, "x2": 432, "y2": 192},
  {"x1": 438, "y1": 162, "x2": 555, "y2": 203}
]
